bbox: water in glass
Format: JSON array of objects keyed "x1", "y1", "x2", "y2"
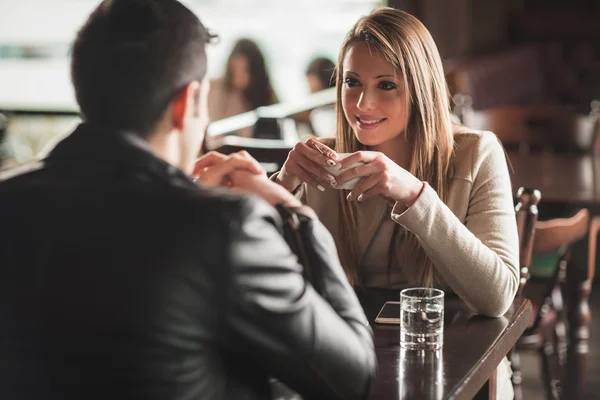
[{"x1": 400, "y1": 288, "x2": 444, "y2": 350}]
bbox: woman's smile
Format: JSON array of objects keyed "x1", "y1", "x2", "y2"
[{"x1": 356, "y1": 115, "x2": 387, "y2": 130}]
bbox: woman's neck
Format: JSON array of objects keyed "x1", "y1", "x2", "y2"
[{"x1": 370, "y1": 136, "x2": 413, "y2": 170}]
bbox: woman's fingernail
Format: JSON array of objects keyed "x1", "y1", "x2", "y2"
[
  {"x1": 346, "y1": 193, "x2": 353, "y2": 201},
  {"x1": 317, "y1": 184, "x2": 326, "y2": 192},
  {"x1": 330, "y1": 180, "x2": 337, "y2": 188},
  {"x1": 325, "y1": 174, "x2": 336, "y2": 183},
  {"x1": 326, "y1": 160, "x2": 336, "y2": 167},
  {"x1": 357, "y1": 194, "x2": 364, "y2": 201},
  {"x1": 334, "y1": 164, "x2": 343, "y2": 170}
]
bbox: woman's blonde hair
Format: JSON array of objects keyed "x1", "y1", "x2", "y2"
[{"x1": 334, "y1": 7, "x2": 454, "y2": 286}]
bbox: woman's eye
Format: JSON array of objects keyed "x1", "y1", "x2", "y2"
[
  {"x1": 344, "y1": 77, "x2": 359, "y2": 87},
  {"x1": 379, "y1": 81, "x2": 397, "y2": 91}
]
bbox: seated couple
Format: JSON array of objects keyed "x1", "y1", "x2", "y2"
[{"x1": 0, "y1": 1, "x2": 517, "y2": 399}]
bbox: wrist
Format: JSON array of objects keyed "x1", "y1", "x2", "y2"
[
  {"x1": 265, "y1": 183, "x2": 302, "y2": 208},
  {"x1": 276, "y1": 169, "x2": 301, "y2": 193},
  {"x1": 405, "y1": 179, "x2": 425, "y2": 207},
  {"x1": 278, "y1": 197, "x2": 302, "y2": 208}
]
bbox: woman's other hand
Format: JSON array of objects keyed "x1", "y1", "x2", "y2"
[{"x1": 334, "y1": 151, "x2": 424, "y2": 206}]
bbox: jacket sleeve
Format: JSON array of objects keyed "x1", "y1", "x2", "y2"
[
  {"x1": 391, "y1": 132, "x2": 520, "y2": 317},
  {"x1": 221, "y1": 196, "x2": 376, "y2": 400}
]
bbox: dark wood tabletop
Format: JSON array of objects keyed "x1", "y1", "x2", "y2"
[
  {"x1": 357, "y1": 289, "x2": 533, "y2": 400},
  {"x1": 507, "y1": 151, "x2": 600, "y2": 206}
]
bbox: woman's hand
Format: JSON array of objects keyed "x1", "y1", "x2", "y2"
[
  {"x1": 334, "y1": 151, "x2": 424, "y2": 206},
  {"x1": 192, "y1": 151, "x2": 264, "y2": 187},
  {"x1": 277, "y1": 137, "x2": 340, "y2": 192}
]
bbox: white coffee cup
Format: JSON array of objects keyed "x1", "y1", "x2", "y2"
[{"x1": 324, "y1": 153, "x2": 365, "y2": 190}]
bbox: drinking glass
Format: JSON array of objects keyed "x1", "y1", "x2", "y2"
[{"x1": 400, "y1": 287, "x2": 444, "y2": 350}]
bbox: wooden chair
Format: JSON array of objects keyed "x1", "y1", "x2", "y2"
[
  {"x1": 455, "y1": 96, "x2": 600, "y2": 155},
  {"x1": 509, "y1": 187, "x2": 541, "y2": 399},
  {"x1": 512, "y1": 208, "x2": 596, "y2": 400},
  {"x1": 515, "y1": 187, "x2": 543, "y2": 297},
  {"x1": 510, "y1": 187, "x2": 541, "y2": 399}
]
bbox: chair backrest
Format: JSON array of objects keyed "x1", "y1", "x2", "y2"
[
  {"x1": 515, "y1": 187, "x2": 542, "y2": 298},
  {"x1": 533, "y1": 209, "x2": 590, "y2": 254},
  {"x1": 586, "y1": 216, "x2": 600, "y2": 283},
  {"x1": 459, "y1": 101, "x2": 600, "y2": 154}
]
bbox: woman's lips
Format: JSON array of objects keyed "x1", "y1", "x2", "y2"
[{"x1": 356, "y1": 115, "x2": 386, "y2": 130}]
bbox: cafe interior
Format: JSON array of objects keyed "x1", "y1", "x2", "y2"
[{"x1": 1, "y1": 0, "x2": 600, "y2": 399}]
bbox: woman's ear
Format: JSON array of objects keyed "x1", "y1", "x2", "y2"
[{"x1": 171, "y1": 81, "x2": 201, "y2": 131}]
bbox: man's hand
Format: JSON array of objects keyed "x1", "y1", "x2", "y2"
[
  {"x1": 192, "y1": 151, "x2": 265, "y2": 187},
  {"x1": 228, "y1": 170, "x2": 302, "y2": 208},
  {"x1": 192, "y1": 151, "x2": 301, "y2": 208}
]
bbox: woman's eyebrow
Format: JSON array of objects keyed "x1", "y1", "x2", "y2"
[{"x1": 344, "y1": 71, "x2": 399, "y2": 79}]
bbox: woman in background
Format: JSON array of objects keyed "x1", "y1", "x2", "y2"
[
  {"x1": 208, "y1": 38, "x2": 278, "y2": 136},
  {"x1": 303, "y1": 57, "x2": 337, "y2": 137},
  {"x1": 274, "y1": 9, "x2": 518, "y2": 398},
  {"x1": 305, "y1": 57, "x2": 336, "y2": 93}
]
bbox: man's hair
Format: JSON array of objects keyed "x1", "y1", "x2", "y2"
[{"x1": 71, "y1": 0, "x2": 215, "y2": 136}]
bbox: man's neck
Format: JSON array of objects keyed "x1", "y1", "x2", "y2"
[{"x1": 146, "y1": 128, "x2": 182, "y2": 171}]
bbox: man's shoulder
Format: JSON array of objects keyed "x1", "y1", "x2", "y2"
[{"x1": 176, "y1": 183, "x2": 279, "y2": 228}]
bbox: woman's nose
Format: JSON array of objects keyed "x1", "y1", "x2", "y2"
[{"x1": 356, "y1": 88, "x2": 376, "y2": 111}]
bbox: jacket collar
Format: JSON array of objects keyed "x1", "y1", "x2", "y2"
[{"x1": 46, "y1": 123, "x2": 193, "y2": 185}]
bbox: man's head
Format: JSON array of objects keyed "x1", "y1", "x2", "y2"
[{"x1": 71, "y1": 0, "x2": 214, "y2": 173}]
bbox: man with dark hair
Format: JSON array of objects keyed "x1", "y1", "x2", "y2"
[{"x1": 0, "y1": 1, "x2": 375, "y2": 399}]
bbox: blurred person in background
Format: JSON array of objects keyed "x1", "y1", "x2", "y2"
[
  {"x1": 304, "y1": 56, "x2": 337, "y2": 137},
  {"x1": 208, "y1": 38, "x2": 279, "y2": 137},
  {"x1": 305, "y1": 56, "x2": 336, "y2": 93},
  {"x1": 0, "y1": 1, "x2": 375, "y2": 399},
  {"x1": 293, "y1": 57, "x2": 337, "y2": 138}
]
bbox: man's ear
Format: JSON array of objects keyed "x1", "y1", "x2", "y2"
[{"x1": 171, "y1": 81, "x2": 201, "y2": 131}]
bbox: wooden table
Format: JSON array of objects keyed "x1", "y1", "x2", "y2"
[
  {"x1": 508, "y1": 150, "x2": 598, "y2": 399},
  {"x1": 357, "y1": 289, "x2": 533, "y2": 400}
]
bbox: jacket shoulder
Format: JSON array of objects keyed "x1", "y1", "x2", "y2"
[
  {"x1": 451, "y1": 127, "x2": 505, "y2": 182},
  {"x1": 183, "y1": 184, "x2": 280, "y2": 230}
]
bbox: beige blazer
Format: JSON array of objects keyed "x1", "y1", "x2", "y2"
[{"x1": 281, "y1": 129, "x2": 519, "y2": 317}]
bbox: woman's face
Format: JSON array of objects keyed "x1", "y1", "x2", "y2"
[
  {"x1": 230, "y1": 54, "x2": 251, "y2": 90},
  {"x1": 341, "y1": 42, "x2": 409, "y2": 147}
]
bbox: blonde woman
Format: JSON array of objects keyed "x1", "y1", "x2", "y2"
[{"x1": 274, "y1": 8, "x2": 518, "y2": 398}]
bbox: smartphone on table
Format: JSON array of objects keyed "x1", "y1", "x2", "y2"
[{"x1": 374, "y1": 301, "x2": 401, "y2": 325}]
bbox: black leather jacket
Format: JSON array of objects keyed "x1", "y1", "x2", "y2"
[{"x1": 0, "y1": 124, "x2": 375, "y2": 400}]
